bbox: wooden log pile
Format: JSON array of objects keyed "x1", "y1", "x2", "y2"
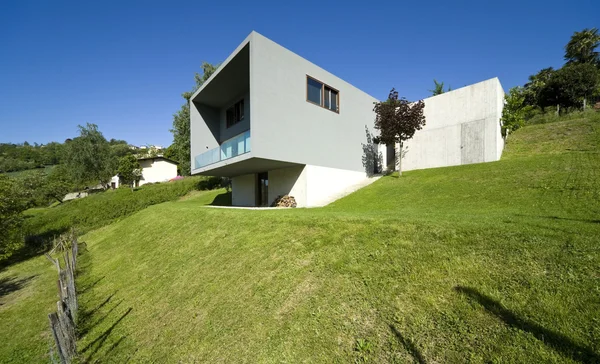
[{"x1": 271, "y1": 195, "x2": 297, "y2": 208}]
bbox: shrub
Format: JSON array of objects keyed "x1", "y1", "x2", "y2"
[
  {"x1": 196, "y1": 176, "x2": 230, "y2": 191},
  {"x1": 18, "y1": 176, "x2": 210, "y2": 257}
]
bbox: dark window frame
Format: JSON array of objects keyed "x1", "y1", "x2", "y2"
[
  {"x1": 306, "y1": 75, "x2": 339, "y2": 113},
  {"x1": 226, "y1": 98, "x2": 245, "y2": 128}
]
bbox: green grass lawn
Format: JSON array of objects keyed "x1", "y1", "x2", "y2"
[{"x1": 2, "y1": 116, "x2": 600, "y2": 362}]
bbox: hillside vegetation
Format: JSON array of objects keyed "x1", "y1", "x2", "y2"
[{"x1": 1, "y1": 115, "x2": 600, "y2": 362}]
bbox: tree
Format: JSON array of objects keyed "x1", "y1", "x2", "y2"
[
  {"x1": 429, "y1": 79, "x2": 451, "y2": 96},
  {"x1": 137, "y1": 145, "x2": 161, "y2": 158},
  {"x1": 540, "y1": 63, "x2": 600, "y2": 111},
  {"x1": 565, "y1": 28, "x2": 600, "y2": 66},
  {"x1": 373, "y1": 89, "x2": 426, "y2": 176},
  {"x1": 116, "y1": 155, "x2": 142, "y2": 191},
  {"x1": 12, "y1": 170, "x2": 47, "y2": 208},
  {"x1": 524, "y1": 67, "x2": 555, "y2": 108},
  {"x1": 110, "y1": 143, "x2": 134, "y2": 159},
  {"x1": 0, "y1": 175, "x2": 26, "y2": 258},
  {"x1": 501, "y1": 87, "x2": 533, "y2": 135},
  {"x1": 63, "y1": 123, "x2": 115, "y2": 189},
  {"x1": 170, "y1": 62, "x2": 218, "y2": 175},
  {"x1": 43, "y1": 164, "x2": 73, "y2": 204}
]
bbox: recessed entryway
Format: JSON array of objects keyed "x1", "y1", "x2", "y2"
[{"x1": 257, "y1": 172, "x2": 269, "y2": 206}]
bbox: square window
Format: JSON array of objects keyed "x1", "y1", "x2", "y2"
[{"x1": 306, "y1": 76, "x2": 338, "y2": 113}]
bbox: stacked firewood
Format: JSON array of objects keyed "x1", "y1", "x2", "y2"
[{"x1": 271, "y1": 195, "x2": 297, "y2": 208}]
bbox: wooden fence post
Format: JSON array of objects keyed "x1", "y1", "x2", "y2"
[{"x1": 48, "y1": 234, "x2": 80, "y2": 363}]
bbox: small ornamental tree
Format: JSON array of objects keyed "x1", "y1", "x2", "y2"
[
  {"x1": 373, "y1": 89, "x2": 426, "y2": 176},
  {"x1": 117, "y1": 155, "x2": 143, "y2": 191}
]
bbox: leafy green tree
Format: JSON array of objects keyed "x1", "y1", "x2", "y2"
[
  {"x1": 43, "y1": 164, "x2": 73, "y2": 204},
  {"x1": 540, "y1": 63, "x2": 600, "y2": 111},
  {"x1": 429, "y1": 79, "x2": 451, "y2": 96},
  {"x1": 373, "y1": 89, "x2": 426, "y2": 176},
  {"x1": 565, "y1": 28, "x2": 600, "y2": 66},
  {"x1": 117, "y1": 154, "x2": 143, "y2": 191},
  {"x1": 63, "y1": 123, "x2": 116, "y2": 189},
  {"x1": 12, "y1": 170, "x2": 48, "y2": 208},
  {"x1": 501, "y1": 87, "x2": 533, "y2": 135},
  {"x1": 0, "y1": 175, "x2": 26, "y2": 258},
  {"x1": 110, "y1": 143, "x2": 134, "y2": 159},
  {"x1": 137, "y1": 145, "x2": 161, "y2": 158},
  {"x1": 170, "y1": 62, "x2": 218, "y2": 175},
  {"x1": 524, "y1": 67, "x2": 555, "y2": 108}
]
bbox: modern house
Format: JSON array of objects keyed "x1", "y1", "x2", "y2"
[
  {"x1": 190, "y1": 31, "x2": 505, "y2": 207},
  {"x1": 110, "y1": 156, "x2": 178, "y2": 189}
]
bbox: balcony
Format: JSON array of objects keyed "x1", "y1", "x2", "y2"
[{"x1": 195, "y1": 130, "x2": 251, "y2": 169}]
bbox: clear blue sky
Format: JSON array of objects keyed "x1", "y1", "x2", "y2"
[{"x1": 0, "y1": 0, "x2": 597, "y2": 146}]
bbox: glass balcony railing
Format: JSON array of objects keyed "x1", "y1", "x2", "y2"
[{"x1": 195, "y1": 130, "x2": 251, "y2": 169}]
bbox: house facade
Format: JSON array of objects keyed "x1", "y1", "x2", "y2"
[
  {"x1": 111, "y1": 156, "x2": 178, "y2": 189},
  {"x1": 190, "y1": 31, "x2": 505, "y2": 207}
]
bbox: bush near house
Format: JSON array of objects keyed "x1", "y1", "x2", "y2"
[{"x1": 0, "y1": 176, "x2": 221, "y2": 266}]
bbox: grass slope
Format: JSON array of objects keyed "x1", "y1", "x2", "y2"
[
  {"x1": 0, "y1": 180, "x2": 225, "y2": 362},
  {"x1": 75, "y1": 117, "x2": 600, "y2": 363},
  {"x1": 2, "y1": 116, "x2": 599, "y2": 362}
]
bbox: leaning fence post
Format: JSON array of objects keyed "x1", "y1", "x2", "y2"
[{"x1": 48, "y1": 232, "x2": 80, "y2": 364}]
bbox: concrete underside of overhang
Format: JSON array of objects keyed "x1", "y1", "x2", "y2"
[{"x1": 194, "y1": 157, "x2": 303, "y2": 178}]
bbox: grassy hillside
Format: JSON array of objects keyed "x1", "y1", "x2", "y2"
[
  {"x1": 2, "y1": 116, "x2": 600, "y2": 362},
  {"x1": 0, "y1": 178, "x2": 225, "y2": 362},
  {"x1": 1, "y1": 176, "x2": 223, "y2": 264}
]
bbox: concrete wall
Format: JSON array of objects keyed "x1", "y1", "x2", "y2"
[
  {"x1": 219, "y1": 91, "x2": 250, "y2": 142},
  {"x1": 401, "y1": 78, "x2": 505, "y2": 171},
  {"x1": 268, "y1": 165, "x2": 307, "y2": 207},
  {"x1": 139, "y1": 159, "x2": 178, "y2": 185},
  {"x1": 265, "y1": 164, "x2": 371, "y2": 207},
  {"x1": 231, "y1": 174, "x2": 256, "y2": 206},
  {"x1": 249, "y1": 32, "x2": 378, "y2": 174},
  {"x1": 305, "y1": 165, "x2": 370, "y2": 207},
  {"x1": 190, "y1": 103, "x2": 220, "y2": 170}
]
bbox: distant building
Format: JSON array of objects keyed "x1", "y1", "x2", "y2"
[{"x1": 111, "y1": 156, "x2": 178, "y2": 189}]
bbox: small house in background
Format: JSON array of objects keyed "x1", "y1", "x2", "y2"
[{"x1": 111, "y1": 156, "x2": 179, "y2": 189}]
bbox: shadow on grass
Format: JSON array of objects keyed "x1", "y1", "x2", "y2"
[
  {"x1": 389, "y1": 324, "x2": 426, "y2": 363},
  {"x1": 455, "y1": 286, "x2": 600, "y2": 363},
  {"x1": 79, "y1": 275, "x2": 105, "y2": 294},
  {"x1": 82, "y1": 307, "x2": 133, "y2": 361},
  {"x1": 78, "y1": 291, "x2": 118, "y2": 330},
  {"x1": 210, "y1": 191, "x2": 232, "y2": 206},
  {"x1": 515, "y1": 214, "x2": 600, "y2": 225},
  {"x1": 79, "y1": 298, "x2": 124, "y2": 337},
  {"x1": 0, "y1": 275, "x2": 37, "y2": 303}
]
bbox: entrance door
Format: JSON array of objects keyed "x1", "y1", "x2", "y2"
[{"x1": 257, "y1": 172, "x2": 269, "y2": 207}]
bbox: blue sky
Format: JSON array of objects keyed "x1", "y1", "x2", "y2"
[{"x1": 0, "y1": 0, "x2": 597, "y2": 146}]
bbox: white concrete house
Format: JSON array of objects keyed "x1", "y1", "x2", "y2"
[
  {"x1": 190, "y1": 31, "x2": 505, "y2": 207},
  {"x1": 111, "y1": 156, "x2": 178, "y2": 189}
]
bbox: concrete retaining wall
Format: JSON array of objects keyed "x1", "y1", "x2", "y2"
[
  {"x1": 231, "y1": 174, "x2": 256, "y2": 206},
  {"x1": 401, "y1": 78, "x2": 505, "y2": 171}
]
